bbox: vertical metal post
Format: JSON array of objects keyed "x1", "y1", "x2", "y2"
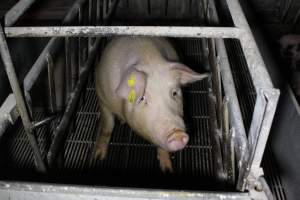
[
  {"x1": 46, "y1": 53, "x2": 57, "y2": 113},
  {"x1": 0, "y1": 24, "x2": 46, "y2": 172},
  {"x1": 65, "y1": 37, "x2": 71, "y2": 104}
]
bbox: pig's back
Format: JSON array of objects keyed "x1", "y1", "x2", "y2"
[{"x1": 95, "y1": 37, "x2": 179, "y2": 116}]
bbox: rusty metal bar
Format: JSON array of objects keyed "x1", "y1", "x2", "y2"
[
  {"x1": 4, "y1": 0, "x2": 38, "y2": 26},
  {"x1": 0, "y1": 24, "x2": 46, "y2": 172},
  {"x1": 4, "y1": 26, "x2": 242, "y2": 38}
]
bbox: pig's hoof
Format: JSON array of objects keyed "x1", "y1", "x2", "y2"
[
  {"x1": 94, "y1": 146, "x2": 107, "y2": 160},
  {"x1": 159, "y1": 158, "x2": 173, "y2": 173}
]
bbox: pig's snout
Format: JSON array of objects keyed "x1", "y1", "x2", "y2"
[{"x1": 165, "y1": 130, "x2": 189, "y2": 152}]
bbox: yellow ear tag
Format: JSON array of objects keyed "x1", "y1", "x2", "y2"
[
  {"x1": 127, "y1": 73, "x2": 136, "y2": 88},
  {"x1": 127, "y1": 72, "x2": 136, "y2": 103},
  {"x1": 128, "y1": 89, "x2": 136, "y2": 103}
]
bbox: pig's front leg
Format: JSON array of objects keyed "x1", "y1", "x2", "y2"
[
  {"x1": 94, "y1": 106, "x2": 114, "y2": 160},
  {"x1": 157, "y1": 148, "x2": 173, "y2": 173}
]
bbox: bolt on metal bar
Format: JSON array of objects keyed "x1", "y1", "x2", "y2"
[
  {"x1": 0, "y1": 24, "x2": 46, "y2": 172},
  {"x1": 47, "y1": 38, "x2": 101, "y2": 167},
  {"x1": 4, "y1": 26, "x2": 242, "y2": 38},
  {"x1": 4, "y1": 0, "x2": 38, "y2": 27}
]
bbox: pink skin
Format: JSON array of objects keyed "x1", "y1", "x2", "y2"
[{"x1": 94, "y1": 37, "x2": 208, "y2": 172}]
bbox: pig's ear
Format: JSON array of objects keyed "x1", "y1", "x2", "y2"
[
  {"x1": 171, "y1": 64, "x2": 209, "y2": 85},
  {"x1": 116, "y1": 68, "x2": 147, "y2": 103}
]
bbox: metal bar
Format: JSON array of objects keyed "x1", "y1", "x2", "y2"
[
  {"x1": 222, "y1": 97, "x2": 229, "y2": 180},
  {"x1": 0, "y1": 181, "x2": 251, "y2": 200},
  {"x1": 208, "y1": 86, "x2": 225, "y2": 181},
  {"x1": 47, "y1": 39, "x2": 101, "y2": 167},
  {"x1": 103, "y1": 0, "x2": 119, "y2": 22},
  {"x1": 237, "y1": 89, "x2": 280, "y2": 190},
  {"x1": 65, "y1": 37, "x2": 72, "y2": 102},
  {"x1": 4, "y1": 26, "x2": 242, "y2": 38},
  {"x1": 225, "y1": 0, "x2": 280, "y2": 190},
  {"x1": 208, "y1": 39, "x2": 222, "y2": 128},
  {"x1": 250, "y1": 90, "x2": 279, "y2": 170},
  {"x1": 0, "y1": 24, "x2": 46, "y2": 172},
  {"x1": 33, "y1": 115, "x2": 56, "y2": 129},
  {"x1": 209, "y1": 0, "x2": 248, "y2": 174},
  {"x1": 4, "y1": 0, "x2": 38, "y2": 27},
  {"x1": 0, "y1": 94, "x2": 19, "y2": 138},
  {"x1": 226, "y1": 0, "x2": 273, "y2": 90},
  {"x1": 208, "y1": 0, "x2": 250, "y2": 190},
  {"x1": 0, "y1": 118, "x2": 10, "y2": 139},
  {"x1": 23, "y1": 0, "x2": 88, "y2": 118},
  {"x1": 46, "y1": 53, "x2": 57, "y2": 113}
]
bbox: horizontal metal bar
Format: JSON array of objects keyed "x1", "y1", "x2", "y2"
[
  {"x1": 4, "y1": 26, "x2": 242, "y2": 38},
  {"x1": 4, "y1": 0, "x2": 38, "y2": 27},
  {"x1": 0, "y1": 181, "x2": 251, "y2": 200}
]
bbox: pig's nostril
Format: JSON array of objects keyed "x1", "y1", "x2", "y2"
[
  {"x1": 181, "y1": 135, "x2": 189, "y2": 144},
  {"x1": 166, "y1": 131, "x2": 189, "y2": 152}
]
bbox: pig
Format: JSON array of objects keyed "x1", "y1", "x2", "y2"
[{"x1": 94, "y1": 37, "x2": 208, "y2": 172}]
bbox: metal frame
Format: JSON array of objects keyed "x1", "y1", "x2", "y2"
[
  {"x1": 4, "y1": 0, "x2": 38, "y2": 27},
  {"x1": 0, "y1": 181, "x2": 251, "y2": 200},
  {"x1": 0, "y1": 0, "x2": 280, "y2": 197}
]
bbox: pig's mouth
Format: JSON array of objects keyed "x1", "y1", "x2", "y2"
[{"x1": 163, "y1": 129, "x2": 189, "y2": 152}]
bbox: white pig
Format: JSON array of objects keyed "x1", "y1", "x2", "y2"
[{"x1": 94, "y1": 37, "x2": 208, "y2": 172}]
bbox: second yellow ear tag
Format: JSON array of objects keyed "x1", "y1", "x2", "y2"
[
  {"x1": 128, "y1": 89, "x2": 136, "y2": 103},
  {"x1": 127, "y1": 73, "x2": 136, "y2": 88}
]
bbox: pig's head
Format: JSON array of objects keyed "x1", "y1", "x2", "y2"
[{"x1": 116, "y1": 62, "x2": 208, "y2": 152}]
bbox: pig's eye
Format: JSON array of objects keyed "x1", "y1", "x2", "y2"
[
  {"x1": 171, "y1": 89, "x2": 180, "y2": 100},
  {"x1": 172, "y1": 91, "x2": 178, "y2": 97},
  {"x1": 138, "y1": 95, "x2": 146, "y2": 104}
]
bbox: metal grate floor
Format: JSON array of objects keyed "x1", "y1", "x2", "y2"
[{"x1": 0, "y1": 39, "x2": 229, "y2": 191}]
